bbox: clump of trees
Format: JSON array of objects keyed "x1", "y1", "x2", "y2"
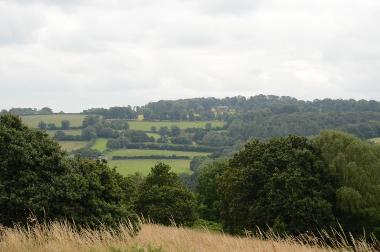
[
  {"x1": 196, "y1": 132, "x2": 380, "y2": 238},
  {"x1": 0, "y1": 114, "x2": 137, "y2": 228}
]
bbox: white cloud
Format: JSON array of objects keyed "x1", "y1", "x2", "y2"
[{"x1": 0, "y1": 0, "x2": 380, "y2": 111}]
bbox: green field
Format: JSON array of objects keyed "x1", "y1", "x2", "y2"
[
  {"x1": 46, "y1": 129, "x2": 82, "y2": 136},
  {"x1": 92, "y1": 138, "x2": 108, "y2": 152},
  {"x1": 21, "y1": 114, "x2": 86, "y2": 128},
  {"x1": 146, "y1": 132, "x2": 161, "y2": 140},
  {"x1": 126, "y1": 120, "x2": 224, "y2": 131},
  {"x1": 109, "y1": 159, "x2": 191, "y2": 176},
  {"x1": 106, "y1": 148, "x2": 209, "y2": 158},
  {"x1": 58, "y1": 141, "x2": 89, "y2": 151}
]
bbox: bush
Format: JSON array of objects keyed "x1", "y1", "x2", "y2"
[{"x1": 0, "y1": 114, "x2": 138, "y2": 229}]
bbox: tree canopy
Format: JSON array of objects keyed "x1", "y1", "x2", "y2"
[{"x1": 0, "y1": 114, "x2": 137, "y2": 228}]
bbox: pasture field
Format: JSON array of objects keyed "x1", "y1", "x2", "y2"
[
  {"x1": 106, "y1": 148, "x2": 209, "y2": 158},
  {"x1": 46, "y1": 129, "x2": 82, "y2": 136},
  {"x1": 58, "y1": 141, "x2": 89, "y2": 151},
  {"x1": 21, "y1": 114, "x2": 86, "y2": 128},
  {"x1": 127, "y1": 120, "x2": 225, "y2": 131},
  {"x1": 91, "y1": 138, "x2": 108, "y2": 152},
  {"x1": 109, "y1": 159, "x2": 191, "y2": 176}
]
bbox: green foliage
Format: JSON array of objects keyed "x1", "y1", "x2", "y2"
[
  {"x1": 314, "y1": 131, "x2": 380, "y2": 235},
  {"x1": 196, "y1": 161, "x2": 228, "y2": 222},
  {"x1": 135, "y1": 163, "x2": 197, "y2": 226},
  {"x1": 0, "y1": 114, "x2": 138, "y2": 229},
  {"x1": 216, "y1": 136, "x2": 337, "y2": 234}
]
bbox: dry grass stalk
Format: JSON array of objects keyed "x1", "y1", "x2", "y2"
[{"x1": 0, "y1": 220, "x2": 377, "y2": 252}]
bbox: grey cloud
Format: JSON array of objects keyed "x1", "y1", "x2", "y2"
[{"x1": 1, "y1": 0, "x2": 380, "y2": 111}]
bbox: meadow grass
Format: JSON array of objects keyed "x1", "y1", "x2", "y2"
[
  {"x1": 106, "y1": 149, "x2": 209, "y2": 158},
  {"x1": 91, "y1": 138, "x2": 108, "y2": 152},
  {"x1": 127, "y1": 120, "x2": 225, "y2": 131},
  {"x1": 109, "y1": 159, "x2": 191, "y2": 176},
  {"x1": 0, "y1": 220, "x2": 377, "y2": 252},
  {"x1": 21, "y1": 114, "x2": 86, "y2": 128},
  {"x1": 46, "y1": 129, "x2": 82, "y2": 136},
  {"x1": 58, "y1": 141, "x2": 89, "y2": 151}
]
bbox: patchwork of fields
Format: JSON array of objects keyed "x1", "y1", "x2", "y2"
[{"x1": 21, "y1": 114, "x2": 217, "y2": 176}]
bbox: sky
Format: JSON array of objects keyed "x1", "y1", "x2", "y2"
[{"x1": 1, "y1": 0, "x2": 380, "y2": 112}]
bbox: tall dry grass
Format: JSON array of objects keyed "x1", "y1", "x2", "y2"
[{"x1": 0, "y1": 220, "x2": 377, "y2": 252}]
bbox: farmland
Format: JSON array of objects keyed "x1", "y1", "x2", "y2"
[
  {"x1": 106, "y1": 148, "x2": 209, "y2": 158},
  {"x1": 21, "y1": 114, "x2": 86, "y2": 128},
  {"x1": 58, "y1": 141, "x2": 89, "y2": 151},
  {"x1": 109, "y1": 159, "x2": 191, "y2": 176},
  {"x1": 19, "y1": 113, "x2": 221, "y2": 176}
]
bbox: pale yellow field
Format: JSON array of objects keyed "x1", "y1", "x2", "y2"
[{"x1": 0, "y1": 221, "x2": 375, "y2": 252}]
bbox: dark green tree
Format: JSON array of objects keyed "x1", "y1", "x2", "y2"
[
  {"x1": 217, "y1": 135, "x2": 337, "y2": 234},
  {"x1": 197, "y1": 161, "x2": 228, "y2": 222},
  {"x1": 0, "y1": 114, "x2": 138, "y2": 228},
  {"x1": 135, "y1": 163, "x2": 197, "y2": 226}
]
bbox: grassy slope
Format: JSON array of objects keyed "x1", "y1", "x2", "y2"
[
  {"x1": 58, "y1": 141, "x2": 89, "y2": 151},
  {"x1": 109, "y1": 159, "x2": 191, "y2": 176},
  {"x1": 21, "y1": 114, "x2": 86, "y2": 128},
  {"x1": 1, "y1": 222, "x2": 369, "y2": 252},
  {"x1": 127, "y1": 120, "x2": 224, "y2": 131},
  {"x1": 106, "y1": 148, "x2": 209, "y2": 158}
]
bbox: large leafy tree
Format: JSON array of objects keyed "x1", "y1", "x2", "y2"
[
  {"x1": 217, "y1": 135, "x2": 337, "y2": 234},
  {"x1": 0, "y1": 114, "x2": 137, "y2": 228},
  {"x1": 314, "y1": 131, "x2": 380, "y2": 236},
  {"x1": 135, "y1": 163, "x2": 197, "y2": 226}
]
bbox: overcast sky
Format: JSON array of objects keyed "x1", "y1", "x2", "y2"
[{"x1": 1, "y1": 0, "x2": 380, "y2": 112}]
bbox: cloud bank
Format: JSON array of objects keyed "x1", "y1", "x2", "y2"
[{"x1": 1, "y1": 0, "x2": 379, "y2": 111}]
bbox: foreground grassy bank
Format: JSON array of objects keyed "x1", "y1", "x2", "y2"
[{"x1": 1, "y1": 221, "x2": 377, "y2": 252}]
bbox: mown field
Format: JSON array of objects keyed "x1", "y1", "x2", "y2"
[
  {"x1": 106, "y1": 148, "x2": 209, "y2": 158},
  {"x1": 109, "y1": 159, "x2": 191, "y2": 176},
  {"x1": 127, "y1": 120, "x2": 225, "y2": 131},
  {"x1": 21, "y1": 114, "x2": 86, "y2": 128},
  {"x1": 58, "y1": 141, "x2": 89, "y2": 151}
]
